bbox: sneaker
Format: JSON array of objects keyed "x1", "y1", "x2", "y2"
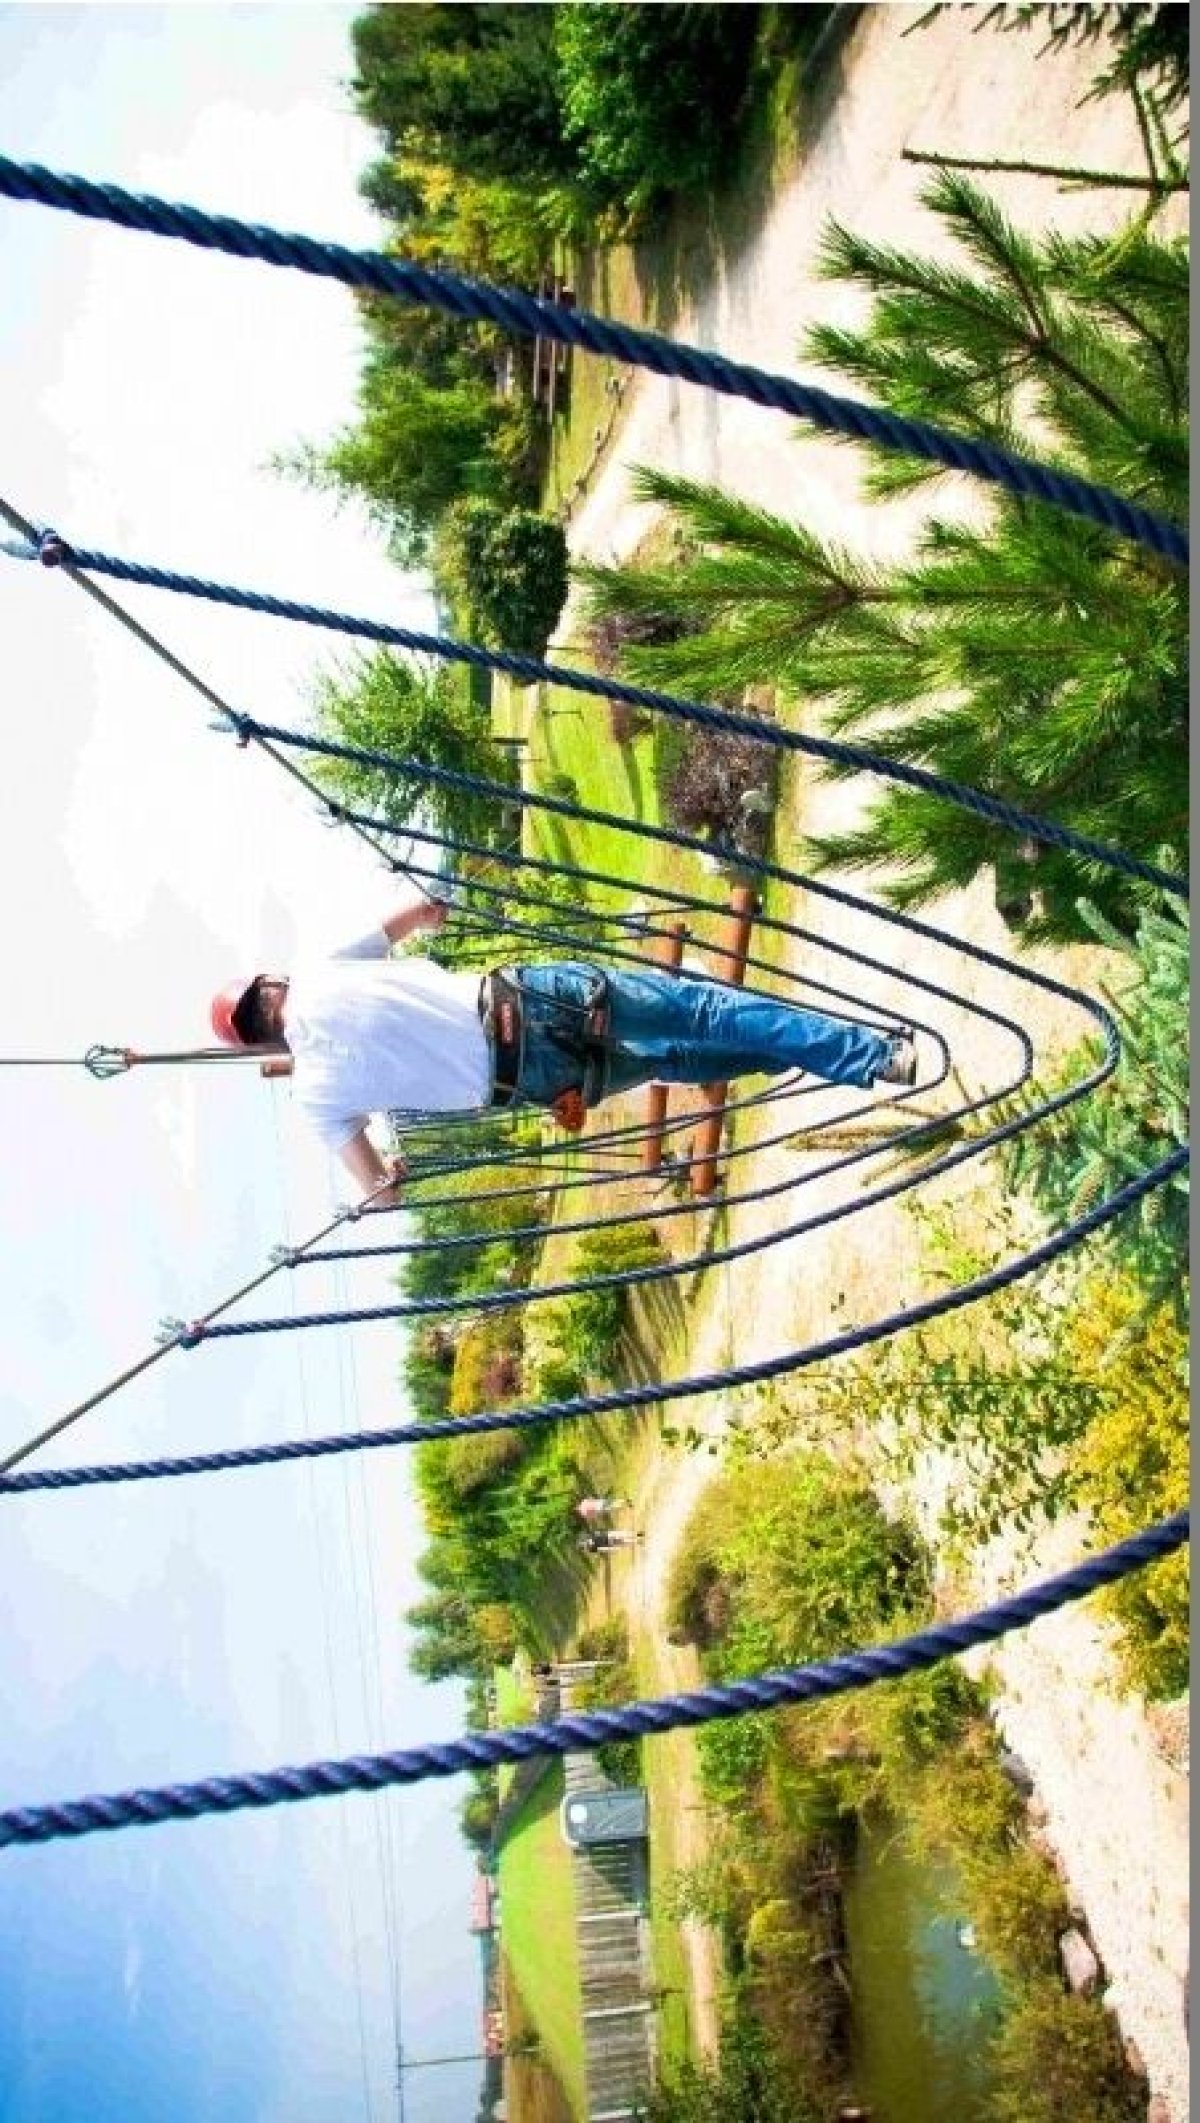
[{"x1": 877, "y1": 1031, "x2": 917, "y2": 1088}]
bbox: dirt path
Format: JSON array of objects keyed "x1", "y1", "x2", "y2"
[{"x1": 559, "y1": 10, "x2": 1188, "y2": 2115}]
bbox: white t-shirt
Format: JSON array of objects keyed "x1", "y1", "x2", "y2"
[{"x1": 284, "y1": 930, "x2": 491, "y2": 1151}]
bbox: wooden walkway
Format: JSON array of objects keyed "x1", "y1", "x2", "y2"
[{"x1": 558, "y1": 1663, "x2": 656, "y2": 2122}]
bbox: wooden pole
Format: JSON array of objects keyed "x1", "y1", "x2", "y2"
[
  {"x1": 640, "y1": 920, "x2": 689, "y2": 1171},
  {"x1": 690, "y1": 885, "x2": 757, "y2": 1199}
]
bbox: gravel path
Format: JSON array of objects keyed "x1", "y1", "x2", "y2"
[{"x1": 560, "y1": 9, "x2": 1188, "y2": 2113}]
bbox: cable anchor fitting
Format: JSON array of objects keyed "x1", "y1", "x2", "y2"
[
  {"x1": 206, "y1": 714, "x2": 250, "y2": 750},
  {"x1": 154, "y1": 1316, "x2": 205, "y2": 1350},
  {"x1": 36, "y1": 528, "x2": 68, "y2": 568},
  {"x1": 84, "y1": 1044, "x2": 133, "y2": 1080}
]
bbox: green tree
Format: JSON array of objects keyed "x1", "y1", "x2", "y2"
[
  {"x1": 291, "y1": 345, "x2": 505, "y2": 568},
  {"x1": 406, "y1": 1587, "x2": 487, "y2": 1680},
  {"x1": 311, "y1": 647, "x2": 514, "y2": 845},
  {"x1": 351, "y1": 5, "x2": 570, "y2": 188},
  {"x1": 554, "y1": 4, "x2": 761, "y2": 219},
  {"x1": 577, "y1": 176, "x2": 1188, "y2": 941}
]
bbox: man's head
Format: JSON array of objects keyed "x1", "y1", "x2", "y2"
[{"x1": 210, "y1": 975, "x2": 289, "y2": 1049}]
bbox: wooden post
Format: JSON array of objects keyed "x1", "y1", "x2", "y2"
[
  {"x1": 640, "y1": 920, "x2": 688, "y2": 1172},
  {"x1": 690, "y1": 885, "x2": 757, "y2": 1199}
]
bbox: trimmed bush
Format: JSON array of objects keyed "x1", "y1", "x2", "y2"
[{"x1": 439, "y1": 498, "x2": 569, "y2": 655}]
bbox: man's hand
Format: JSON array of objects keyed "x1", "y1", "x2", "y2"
[
  {"x1": 339, "y1": 1129, "x2": 408, "y2": 1207},
  {"x1": 412, "y1": 896, "x2": 450, "y2": 934},
  {"x1": 383, "y1": 896, "x2": 450, "y2": 945},
  {"x1": 368, "y1": 1154, "x2": 409, "y2": 1211}
]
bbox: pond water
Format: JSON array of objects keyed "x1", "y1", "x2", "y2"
[{"x1": 842, "y1": 1810, "x2": 1003, "y2": 2123}]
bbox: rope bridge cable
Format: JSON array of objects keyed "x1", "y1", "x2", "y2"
[
  {"x1": 0, "y1": 1511, "x2": 1186, "y2": 1847},
  {"x1": 8, "y1": 524, "x2": 1187, "y2": 902},
  {"x1": 0, "y1": 1176, "x2": 411, "y2": 1478},
  {"x1": 0, "y1": 155, "x2": 1187, "y2": 564},
  {"x1": 0, "y1": 494, "x2": 434, "y2": 904},
  {"x1": 1, "y1": 1146, "x2": 1185, "y2": 1497}
]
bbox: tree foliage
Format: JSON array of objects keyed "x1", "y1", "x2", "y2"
[
  {"x1": 554, "y1": 4, "x2": 761, "y2": 216},
  {"x1": 351, "y1": 5, "x2": 570, "y2": 188},
  {"x1": 309, "y1": 647, "x2": 516, "y2": 846}
]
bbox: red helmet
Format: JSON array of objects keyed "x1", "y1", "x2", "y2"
[{"x1": 211, "y1": 975, "x2": 262, "y2": 1049}]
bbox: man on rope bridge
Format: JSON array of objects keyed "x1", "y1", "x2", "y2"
[{"x1": 210, "y1": 900, "x2": 917, "y2": 1203}]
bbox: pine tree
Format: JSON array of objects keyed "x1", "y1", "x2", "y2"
[{"x1": 577, "y1": 173, "x2": 1188, "y2": 942}]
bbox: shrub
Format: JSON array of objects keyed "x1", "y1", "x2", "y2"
[
  {"x1": 474, "y1": 1601, "x2": 520, "y2": 1664},
  {"x1": 438, "y1": 499, "x2": 569, "y2": 655},
  {"x1": 532, "y1": 1345, "x2": 588, "y2": 1402},
  {"x1": 989, "y1": 1988, "x2": 1146, "y2": 2123},
  {"x1": 1004, "y1": 893, "x2": 1189, "y2": 1323},
  {"x1": 667, "y1": 1456, "x2": 927, "y2": 1667},
  {"x1": 1069, "y1": 1283, "x2": 1189, "y2": 1697},
  {"x1": 697, "y1": 1716, "x2": 769, "y2": 1806},
  {"x1": 663, "y1": 725, "x2": 776, "y2": 841},
  {"x1": 641, "y1": 2003, "x2": 821, "y2": 2123},
  {"x1": 968, "y1": 1845, "x2": 1071, "y2": 1982},
  {"x1": 542, "y1": 770, "x2": 579, "y2": 803},
  {"x1": 606, "y1": 697, "x2": 650, "y2": 745},
  {"x1": 574, "y1": 1617, "x2": 629, "y2": 1662},
  {"x1": 449, "y1": 1313, "x2": 525, "y2": 1420},
  {"x1": 539, "y1": 1224, "x2": 665, "y2": 1387},
  {"x1": 459, "y1": 1783, "x2": 499, "y2": 1850},
  {"x1": 432, "y1": 1425, "x2": 527, "y2": 1503},
  {"x1": 571, "y1": 1655, "x2": 643, "y2": 1787},
  {"x1": 587, "y1": 603, "x2": 691, "y2": 678}
]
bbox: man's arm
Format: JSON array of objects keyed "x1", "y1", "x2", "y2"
[
  {"x1": 338, "y1": 1128, "x2": 407, "y2": 1208},
  {"x1": 382, "y1": 898, "x2": 450, "y2": 946}
]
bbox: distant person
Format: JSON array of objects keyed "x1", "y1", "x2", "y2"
[
  {"x1": 211, "y1": 898, "x2": 917, "y2": 1202},
  {"x1": 576, "y1": 1495, "x2": 629, "y2": 1528}
]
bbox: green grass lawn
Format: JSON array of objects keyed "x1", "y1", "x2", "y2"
[{"x1": 497, "y1": 1762, "x2": 587, "y2": 2118}]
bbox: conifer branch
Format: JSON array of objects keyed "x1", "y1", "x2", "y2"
[{"x1": 903, "y1": 146, "x2": 1188, "y2": 195}]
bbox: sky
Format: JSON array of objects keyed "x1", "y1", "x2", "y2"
[{"x1": 0, "y1": 9, "x2": 485, "y2": 2120}]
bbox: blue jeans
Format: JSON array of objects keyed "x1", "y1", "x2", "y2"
[{"x1": 510, "y1": 962, "x2": 891, "y2": 1107}]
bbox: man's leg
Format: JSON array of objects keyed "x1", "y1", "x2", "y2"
[{"x1": 603, "y1": 966, "x2": 894, "y2": 1091}]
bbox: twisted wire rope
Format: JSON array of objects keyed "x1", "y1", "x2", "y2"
[
  {"x1": 0, "y1": 154, "x2": 1186, "y2": 563},
  {"x1": 3, "y1": 1143, "x2": 1182, "y2": 1497},
  {"x1": 13, "y1": 529, "x2": 1187, "y2": 900}
]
